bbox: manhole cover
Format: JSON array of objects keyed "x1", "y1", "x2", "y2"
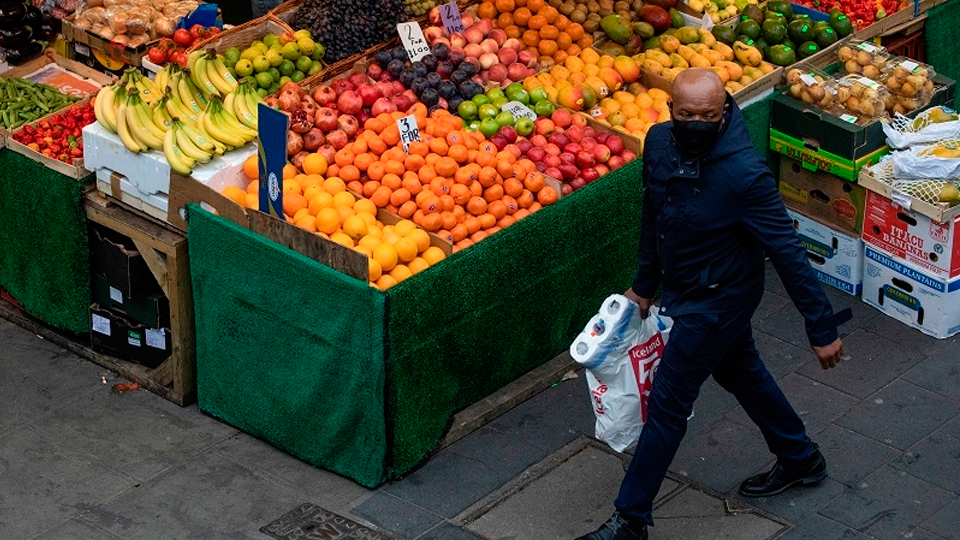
[{"x1": 261, "y1": 503, "x2": 395, "y2": 540}]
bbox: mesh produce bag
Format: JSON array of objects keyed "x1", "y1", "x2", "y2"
[
  {"x1": 882, "y1": 106, "x2": 960, "y2": 149},
  {"x1": 892, "y1": 138, "x2": 960, "y2": 179},
  {"x1": 867, "y1": 159, "x2": 960, "y2": 206}
]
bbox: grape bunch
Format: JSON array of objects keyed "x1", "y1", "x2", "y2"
[{"x1": 292, "y1": 0, "x2": 406, "y2": 64}]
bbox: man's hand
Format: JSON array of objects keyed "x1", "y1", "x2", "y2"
[
  {"x1": 812, "y1": 338, "x2": 845, "y2": 370},
  {"x1": 623, "y1": 288, "x2": 652, "y2": 318}
]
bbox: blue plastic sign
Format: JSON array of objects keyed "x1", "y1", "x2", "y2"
[
  {"x1": 441, "y1": 2, "x2": 465, "y2": 35},
  {"x1": 258, "y1": 103, "x2": 288, "y2": 220}
]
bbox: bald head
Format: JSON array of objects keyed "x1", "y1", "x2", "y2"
[{"x1": 671, "y1": 68, "x2": 726, "y2": 123}]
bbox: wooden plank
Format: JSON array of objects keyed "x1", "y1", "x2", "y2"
[
  {"x1": 166, "y1": 239, "x2": 196, "y2": 402},
  {"x1": 85, "y1": 193, "x2": 185, "y2": 254},
  {"x1": 131, "y1": 238, "x2": 170, "y2": 298}
]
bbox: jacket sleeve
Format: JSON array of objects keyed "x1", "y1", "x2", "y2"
[
  {"x1": 738, "y1": 167, "x2": 848, "y2": 347},
  {"x1": 631, "y1": 157, "x2": 661, "y2": 298}
]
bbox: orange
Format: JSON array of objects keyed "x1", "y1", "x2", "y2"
[
  {"x1": 526, "y1": 0, "x2": 544, "y2": 11},
  {"x1": 477, "y1": 0, "x2": 497, "y2": 19},
  {"x1": 309, "y1": 192, "x2": 334, "y2": 215},
  {"x1": 401, "y1": 173, "x2": 423, "y2": 196},
  {"x1": 450, "y1": 223, "x2": 469, "y2": 242},
  {"x1": 527, "y1": 14, "x2": 547, "y2": 30},
  {"x1": 406, "y1": 228, "x2": 431, "y2": 252},
  {"x1": 556, "y1": 31, "x2": 572, "y2": 51},
  {"x1": 282, "y1": 163, "x2": 297, "y2": 180},
  {"x1": 303, "y1": 184, "x2": 324, "y2": 202},
  {"x1": 354, "y1": 152, "x2": 376, "y2": 172},
  {"x1": 428, "y1": 137, "x2": 449, "y2": 156},
  {"x1": 336, "y1": 205, "x2": 356, "y2": 224},
  {"x1": 440, "y1": 211, "x2": 458, "y2": 231},
  {"x1": 502, "y1": 195, "x2": 519, "y2": 215},
  {"x1": 487, "y1": 200, "x2": 508, "y2": 220},
  {"x1": 478, "y1": 166, "x2": 499, "y2": 187},
  {"x1": 389, "y1": 264, "x2": 413, "y2": 283},
  {"x1": 362, "y1": 180, "x2": 381, "y2": 198},
  {"x1": 503, "y1": 177, "x2": 524, "y2": 198},
  {"x1": 495, "y1": 0, "x2": 515, "y2": 13},
  {"x1": 398, "y1": 200, "x2": 418, "y2": 218},
  {"x1": 483, "y1": 183, "x2": 505, "y2": 202},
  {"x1": 565, "y1": 22, "x2": 584, "y2": 41},
  {"x1": 390, "y1": 188, "x2": 411, "y2": 207},
  {"x1": 404, "y1": 153, "x2": 426, "y2": 172},
  {"x1": 463, "y1": 215, "x2": 482, "y2": 234},
  {"x1": 381, "y1": 124, "x2": 401, "y2": 146},
  {"x1": 513, "y1": 7, "x2": 532, "y2": 25},
  {"x1": 447, "y1": 144, "x2": 469, "y2": 164},
  {"x1": 354, "y1": 198, "x2": 377, "y2": 215},
  {"x1": 381, "y1": 173, "x2": 402, "y2": 191},
  {"x1": 504, "y1": 24, "x2": 522, "y2": 39},
  {"x1": 514, "y1": 208, "x2": 531, "y2": 220},
  {"x1": 384, "y1": 159, "x2": 406, "y2": 176},
  {"x1": 420, "y1": 213, "x2": 443, "y2": 232},
  {"x1": 429, "y1": 177, "x2": 452, "y2": 197},
  {"x1": 421, "y1": 246, "x2": 446, "y2": 265},
  {"x1": 367, "y1": 134, "x2": 387, "y2": 155},
  {"x1": 339, "y1": 165, "x2": 361, "y2": 183},
  {"x1": 371, "y1": 185, "x2": 393, "y2": 208},
  {"x1": 368, "y1": 258, "x2": 383, "y2": 282},
  {"x1": 243, "y1": 154, "x2": 259, "y2": 180},
  {"x1": 347, "y1": 180, "x2": 364, "y2": 194},
  {"x1": 418, "y1": 194, "x2": 442, "y2": 213},
  {"x1": 538, "y1": 5, "x2": 558, "y2": 23},
  {"x1": 477, "y1": 212, "x2": 496, "y2": 229},
  {"x1": 474, "y1": 150, "x2": 497, "y2": 168},
  {"x1": 323, "y1": 177, "x2": 346, "y2": 195},
  {"x1": 524, "y1": 171, "x2": 545, "y2": 192},
  {"x1": 498, "y1": 12, "x2": 514, "y2": 29},
  {"x1": 395, "y1": 237, "x2": 419, "y2": 263},
  {"x1": 247, "y1": 179, "x2": 259, "y2": 194},
  {"x1": 283, "y1": 193, "x2": 308, "y2": 217},
  {"x1": 498, "y1": 215, "x2": 516, "y2": 228},
  {"x1": 408, "y1": 257, "x2": 430, "y2": 274},
  {"x1": 454, "y1": 239, "x2": 473, "y2": 252},
  {"x1": 222, "y1": 186, "x2": 246, "y2": 207},
  {"x1": 539, "y1": 24, "x2": 559, "y2": 40},
  {"x1": 434, "y1": 157, "x2": 458, "y2": 177},
  {"x1": 352, "y1": 137, "x2": 369, "y2": 155},
  {"x1": 335, "y1": 148, "x2": 356, "y2": 168},
  {"x1": 522, "y1": 29, "x2": 541, "y2": 47},
  {"x1": 470, "y1": 230, "x2": 488, "y2": 243},
  {"x1": 537, "y1": 185, "x2": 558, "y2": 205},
  {"x1": 538, "y1": 39, "x2": 558, "y2": 57},
  {"x1": 517, "y1": 189, "x2": 536, "y2": 208},
  {"x1": 316, "y1": 207, "x2": 341, "y2": 235},
  {"x1": 375, "y1": 274, "x2": 398, "y2": 290},
  {"x1": 497, "y1": 160, "x2": 517, "y2": 179},
  {"x1": 332, "y1": 190, "x2": 356, "y2": 208},
  {"x1": 450, "y1": 183, "x2": 472, "y2": 205},
  {"x1": 469, "y1": 181, "x2": 483, "y2": 197},
  {"x1": 407, "y1": 140, "x2": 429, "y2": 157},
  {"x1": 467, "y1": 196, "x2": 488, "y2": 216},
  {"x1": 418, "y1": 164, "x2": 438, "y2": 184},
  {"x1": 529, "y1": 201, "x2": 543, "y2": 212},
  {"x1": 342, "y1": 215, "x2": 369, "y2": 240},
  {"x1": 367, "y1": 161, "x2": 386, "y2": 181},
  {"x1": 364, "y1": 117, "x2": 385, "y2": 133},
  {"x1": 294, "y1": 214, "x2": 317, "y2": 232},
  {"x1": 373, "y1": 243, "x2": 399, "y2": 272},
  {"x1": 283, "y1": 178, "x2": 302, "y2": 195}
]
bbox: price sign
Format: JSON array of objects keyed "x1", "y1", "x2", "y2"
[
  {"x1": 800, "y1": 73, "x2": 817, "y2": 86},
  {"x1": 397, "y1": 114, "x2": 422, "y2": 153},
  {"x1": 839, "y1": 113, "x2": 858, "y2": 123},
  {"x1": 258, "y1": 103, "x2": 288, "y2": 220},
  {"x1": 503, "y1": 101, "x2": 537, "y2": 121},
  {"x1": 901, "y1": 60, "x2": 919, "y2": 72},
  {"x1": 398, "y1": 22, "x2": 430, "y2": 62},
  {"x1": 441, "y1": 1, "x2": 465, "y2": 35}
]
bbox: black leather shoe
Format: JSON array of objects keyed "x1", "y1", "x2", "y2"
[
  {"x1": 575, "y1": 511, "x2": 648, "y2": 540},
  {"x1": 738, "y1": 446, "x2": 828, "y2": 497}
]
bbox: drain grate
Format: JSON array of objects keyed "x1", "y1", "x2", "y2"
[{"x1": 261, "y1": 503, "x2": 395, "y2": 540}]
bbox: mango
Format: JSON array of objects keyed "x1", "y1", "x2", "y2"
[
  {"x1": 726, "y1": 81, "x2": 745, "y2": 93},
  {"x1": 658, "y1": 35, "x2": 681, "y2": 54},
  {"x1": 598, "y1": 67, "x2": 625, "y2": 92},
  {"x1": 676, "y1": 26, "x2": 701, "y2": 45},
  {"x1": 643, "y1": 59, "x2": 665, "y2": 74},
  {"x1": 716, "y1": 61, "x2": 743, "y2": 81},
  {"x1": 710, "y1": 66, "x2": 731, "y2": 83},
  {"x1": 557, "y1": 85, "x2": 586, "y2": 111},
  {"x1": 689, "y1": 53, "x2": 712, "y2": 68},
  {"x1": 733, "y1": 41, "x2": 762, "y2": 67},
  {"x1": 584, "y1": 74, "x2": 611, "y2": 98},
  {"x1": 688, "y1": 43, "x2": 710, "y2": 55},
  {"x1": 702, "y1": 49, "x2": 723, "y2": 65},
  {"x1": 613, "y1": 55, "x2": 641, "y2": 83},
  {"x1": 646, "y1": 49, "x2": 672, "y2": 68},
  {"x1": 677, "y1": 44, "x2": 696, "y2": 62},
  {"x1": 670, "y1": 53, "x2": 689, "y2": 68},
  {"x1": 662, "y1": 67, "x2": 686, "y2": 81},
  {"x1": 698, "y1": 28, "x2": 717, "y2": 47},
  {"x1": 601, "y1": 14, "x2": 634, "y2": 45},
  {"x1": 712, "y1": 42, "x2": 735, "y2": 62}
]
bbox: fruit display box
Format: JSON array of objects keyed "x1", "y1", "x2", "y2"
[
  {"x1": 62, "y1": 15, "x2": 155, "y2": 68},
  {"x1": 861, "y1": 189, "x2": 960, "y2": 279},
  {"x1": 862, "y1": 244, "x2": 960, "y2": 338},
  {"x1": 185, "y1": 157, "x2": 643, "y2": 487},
  {"x1": 852, "y1": 0, "x2": 948, "y2": 39},
  {"x1": 91, "y1": 272, "x2": 171, "y2": 329},
  {"x1": 779, "y1": 156, "x2": 867, "y2": 235},
  {"x1": 5, "y1": 96, "x2": 96, "y2": 180},
  {"x1": 82, "y1": 121, "x2": 257, "y2": 218},
  {"x1": 89, "y1": 303, "x2": 172, "y2": 369},
  {"x1": 0, "y1": 49, "x2": 116, "y2": 95},
  {"x1": 786, "y1": 208, "x2": 864, "y2": 294},
  {"x1": 858, "y1": 163, "x2": 960, "y2": 223},
  {"x1": 769, "y1": 70, "x2": 956, "y2": 180},
  {"x1": 89, "y1": 222, "x2": 163, "y2": 299}
]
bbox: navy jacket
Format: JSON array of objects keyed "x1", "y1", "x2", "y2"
[{"x1": 631, "y1": 97, "x2": 849, "y2": 347}]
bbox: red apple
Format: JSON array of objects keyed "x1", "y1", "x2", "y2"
[
  {"x1": 592, "y1": 143, "x2": 611, "y2": 163},
  {"x1": 594, "y1": 163, "x2": 609, "y2": 176},
  {"x1": 527, "y1": 146, "x2": 546, "y2": 162},
  {"x1": 581, "y1": 137, "x2": 597, "y2": 151},
  {"x1": 563, "y1": 142, "x2": 582, "y2": 155},
  {"x1": 535, "y1": 160, "x2": 547, "y2": 172},
  {"x1": 504, "y1": 143, "x2": 521, "y2": 158},
  {"x1": 543, "y1": 153, "x2": 562, "y2": 168},
  {"x1": 499, "y1": 125, "x2": 518, "y2": 143},
  {"x1": 561, "y1": 183, "x2": 574, "y2": 195},
  {"x1": 314, "y1": 107, "x2": 339, "y2": 131},
  {"x1": 548, "y1": 132, "x2": 569, "y2": 147},
  {"x1": 357, "y1": 84, "x2": 382, "y2": 108},
  {"x1": 606, "y1": 136, "x2": 624, "y2": 155},
  {"x1": 551, "y1": 108, "x2": 573, "y2": 128},
  {"x1": 545, "y1": 166, "x2": 563, "y2": 180},
  {"x1": 571, "y1": 113, "x2": 588, "y2": 127},
  {"x1": 577, "y1": 150, "x2": 596, "y2": 168},
  {"x1": 560, "y1": 153, "x2": 577, "y2": 166},
  {"x1": 489, "y1": 134, "x2": 508, "y2": 150},
  {"x1": 596, "y1": 131, "x2": 610, "y2": 145},
  {"x1": 621, "y1": 150, "x2": 637, "y2": 163},
  {"x1": 337, "y1": 90, "x2": 363, "y2": 115},
  {"x1": 337, "y1": 114, "x2": 359, "y2": 137},
  {"x1": 582, "y1": 167, "x2": 600, "y2": 183},
  {"x1": 371, "y1": 97, "x2": 398, "y2": 116},
  {"x1": 558, "y1": 163, "x2": 579, "y2": 181},
  {"x1": 569, "y1": 178, "x2": 586, "y2": 191},
  {"x1": 583, "y1": 127, "x2": 596, "y2": 139},
  {"x1": 544, "y1": 142, "x2": 561, "y2": 156},
  {"x1": 325, "y1": 129, "x2": 348, "y2": 150},
  {"x1": 529, "y1": 134, "x2": 548, "y2": 147},
  {"x1": 607, "y1": 155, "x2": 625, "y2": 170},
  {"x1": 516, "y1": 139, "x2": 533, "y2": 154}
]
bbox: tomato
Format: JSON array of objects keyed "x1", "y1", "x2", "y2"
[
  {"x1": 148, "y1": 46, "x2": 167, "y2": 65},
  {"x1": 170, "y1": 50, "x2": 188, "y2": 68},
  {"x1": 173, "y1": 28, "x2": 193, "y2": 47},
  {"x1": 190, "y1": 24, "x2": 206, "y2": 40},
  {"x1": 207, "y1": 27, "x2": 221, "y2": 36}
]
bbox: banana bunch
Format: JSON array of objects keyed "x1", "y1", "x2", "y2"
[
  {"x1": 224, "y1": 79, "x2": 262, "y2": 130},
  {"x1": 187, "y1": 48, "x2": 238, "y2": 100},
  {"x1": 163, "y1": 118, "x2": 218, "y2": 175},
  {"x1": 121, "y1": 67, "x2": 162, "y2": 106},
  {"x1": 116, "y1": 88, "x2": 167, "y2": 153},
  {"x1": 94, "y1": 84, "x2": 125, "y2": 133}
]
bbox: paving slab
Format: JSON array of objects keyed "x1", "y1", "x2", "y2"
[
  {"x1": 351, "y1": 493, "x2": 443, "y2": 539},
  {"x1": 751, "y1": 331, "x2": 814, "y2": 380},
  {"x1": 817, "y1": 465, "x2": 956, "y2": 540},
  {"x1": 735, "y1": 478, "x2": 845, "y2": 524},
  {"x1": 29, "y1": 519, "x2": 124, "y2": 540},
  {"x1": 834, "y1": 379, "x2": 960, "y2": 450},
  {"x1": 942, "y1": 414, "x2": 960, "y2": 439},
  {"x1": 754, "y1": 299, "x2": 810, "y2": 350},
  {"x1": 918, "y1": 496, "x2": 960, "y2": 540},
  {"x1": 774, "y1": 513, "x2": 875, "y2": 540},
  {"x1": 891, "y1": 433, "x2": 960, "y2": 493},
  {"x1": 383, "y1": 426, "x2": 546, "y2": 519},
  {"x1": 212, "y1": 432, "x2": 371, "y2": 514},
  {"x1": 417, "y1": 523, "x2": 487, "y2": 540},
  {"x1": 0, "y1": 426, "x2": 137, "y2": 540},
  {"x1": 797, "y1": 329, "x2": 925, "y2": 399},
  {"x1": 0, "y1": 323, "x2": 104, "y2": 433},
  {"x1": 806, "y1": 424, "x2": 901, "y2": 489},
  {"x1": 858, "y1": 313, "x2": 958, "y2": 357},
  {"x1": 671, "y1": 420, "x2": 774, "y2": 495},
  {"x1": 651, "y1": 488, "x2": 786, "y2": 540},
  {"x1": 753, "y1": 291, "x2": 790, "y2": 322},
  {"x1": 27, "y1": 384, "x2": 238, "y2": 482},
  {"x1": 685, "y1": 380, "x2": 740, "y2": 439},
  {"x1": 78, "y1": 450, "x2": 306, "y2": 540},
  {"x1": 902, "y1": 338, "x2": 960, "y2": 401}
]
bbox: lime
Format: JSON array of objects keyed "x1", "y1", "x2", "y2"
[
  {"x1": 268, "y1": 67, "x2": 281, "y2": 81},
  {"x1": 311, "y1": 43, "x2": 325, "y2": 61}
]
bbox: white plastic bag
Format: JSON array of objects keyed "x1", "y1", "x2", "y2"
[
  {"x1": 570, "y1": 294, "x2": 672, "y2": 452},
  {"x1": 892, "y1": 139, "x2": 960, "y2": 179},
  {"x1": 882, "y1": 106, "x2": 960, "y2": 149}
]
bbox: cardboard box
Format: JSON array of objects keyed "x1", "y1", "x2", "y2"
[
  {"x1": 862, "y1": 245, "x2": 960, "y2": 338},
  {"x1": 787, "y1": 209, "x2": 864, "y2": 295},
  {"x1": 0, "y1": 49, "x2": 116, "y2": 96},
  {"x1": 61, "y1": 15, "x2": 154, "y2": 68},
  {"x1": 862, "y1": 189, "x2": 960, "y2": 279},
  {"x1": 6, "y1": 96, "x2": 96, "y2": 179},
  {"x1": 89, "y1": 223, "x2": 162, "y2": 299},
  {"x1": 83, "y1": 121, "x2": 257, "y2": 210},
  {"x1": 90, "y1": 303, "x2": 172, "y2": 368},
  {"x1": 858, "y1": 163, "x2": 960, "y2": 224},
  {"x1": 779, "y1": 157, "x2": 867, "y2": 235},
  {"x1": 769, "y1": 72, "x2": 956, "y2": 180},
  {"x1": 91, "y1": 273, "x2": 170, "y2": 328}
]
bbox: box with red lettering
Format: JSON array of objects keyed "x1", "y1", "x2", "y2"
[{"x1": 861, "y1": 190, "x2": 960, "y2": 279}]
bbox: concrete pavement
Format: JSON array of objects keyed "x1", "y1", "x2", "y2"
[{"x1": 1, "y1": 264, "x2": 958, "y2": 540}]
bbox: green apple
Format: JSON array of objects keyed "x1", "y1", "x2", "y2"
[
  {"x1": 495, "y1": 111, "x2": 515, "y2": 127},
  {"x1": 529, "y1": 86, "x2": 548, "y2": 104},
  {"x1": 478, "y1": 103, "x2": 499, "y2": 119},
  {"x1": 458, "y1": 100, "x2": 478, "y2": 120},
  {"x1": 485, "y1": 87, "x2": 506, "y2": 101},
  {"x1": 515, "y1": 116, "x2": 534, "y2": 136},
  {"x1": 534, "y1": 99, "x2": 555, "y2": 117},
  {"x1": 491, "y1": 97, "x2": 509, "y2": 110},
  {"x1": 479, "y1": 117, "x2": 501, "y2": 137},
  {"x1": 472, "y1": 94, "x2": 491, "y2": 106}
]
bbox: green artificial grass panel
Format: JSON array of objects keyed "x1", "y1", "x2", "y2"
[
  {"x1": 186, "y1": 205, "x2": 389, "y2": 488},
  {"x1": 927, "y1": 0, "x2": 960, "y2": 104},
  {"x1": 0, "y1": 149, "x2": 91, "y2": 333},
  {"x1": 385, "y1": 160, "x2": 644, "y2": 475}
]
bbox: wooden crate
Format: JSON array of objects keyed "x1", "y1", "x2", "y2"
[{"x1": 83, "y1": 191, "x2": 196, "y2": 405}]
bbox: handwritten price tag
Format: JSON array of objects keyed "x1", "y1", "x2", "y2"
[
  {"x1": 441, "y1": 1, "x2": 465, "y2": 35},
  {"x1": 398, "y1": 22, "x2": 430, "y2": 62},
  {"x1": 503, "y1": 101, "x2": 537, "y2": 121},
  {"x1": 397, "y1": 114, "x2": 422, "y2": 153}
]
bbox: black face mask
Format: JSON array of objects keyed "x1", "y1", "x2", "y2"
[{"x1": 670, "y1": 118, "x2": 723, "y2": 156}]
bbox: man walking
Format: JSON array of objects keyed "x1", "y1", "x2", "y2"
[{"x1": 576, "y1": 68, "x2": 851, "y2": 540}]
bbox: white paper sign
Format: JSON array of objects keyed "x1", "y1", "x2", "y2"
[
  {"x1": 146, "y1": 328, "x2": 167, "y2": 350},
  {"x1": 858, "y1": 42, "x2": 880, "y2": 53},
  {"x1": 840, "y1": 113, "x2": 858, "y2": 123},
  {"x1": 441, "y1": 2, "x2": 465, "y2": 35},
  {"x1": 92, "y1": 313, "x2": 111, "y2": 336},
  {"x1": 800, "y1": 73, "x2": 817, "y2": 86},
  {"x1": 109, "y1": 286, "x2": 123, "y2": 303},
  {"x1": 901, "y1": 60, "x2": 919, "y2": 72},
  {"x1": 504, "y1": 101, "x2": 537, "y2": 121},
  {"x1": 398, "y1": 22, "x2": 430, "y2": 62},
  {"x1": 891, "y1": 190, "x2": 914, "y2": 211},
  {"x1": 397, "y1": 114, "x2": 421, "y2": 153}
]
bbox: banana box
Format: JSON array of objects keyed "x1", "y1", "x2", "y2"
[
  {"x1": 787, "y1": 209, "x2": 864, "y2": 295},
  {"x1": 862, "y1": 245, "x2": 960, "y2": 339},
  {"x1": 862, "y1": 189, "x2": 960, "y2": 279}
]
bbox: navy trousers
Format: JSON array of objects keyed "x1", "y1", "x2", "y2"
[{"x1": 614, "y1": 302, "x2": 816, "y2": 525}]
